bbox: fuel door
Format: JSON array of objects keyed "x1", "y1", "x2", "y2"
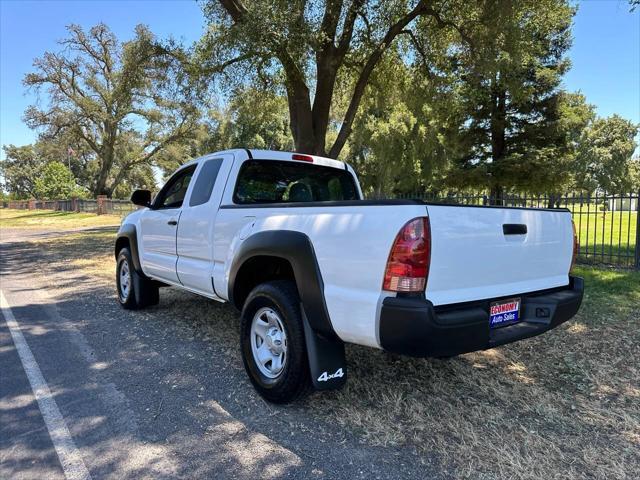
[{"x1": 238, "y1": 216, "x2": 256, "y2": 240}]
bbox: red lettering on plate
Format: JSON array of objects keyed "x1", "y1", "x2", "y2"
[{"x1": 491, "y1": 301, "x2": 519, "y2": 316}]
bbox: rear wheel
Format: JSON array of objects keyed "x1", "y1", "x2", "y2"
[
  {"x1": 240, "y1": 280, "x2": 310, "y2": 403},
  {"x1": 116, "y1": 247, "x2": 159, "y2": 309}
]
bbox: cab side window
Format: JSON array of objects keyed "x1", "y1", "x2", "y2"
[
  {"x1": 154, "y1": 165, "x2": 196, "y2": 209},
  {"x1": 189, "y1": 158, "x2": 223, "y2": 207}
]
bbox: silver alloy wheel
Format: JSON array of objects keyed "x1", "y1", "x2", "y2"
[
  {"x1": 119, "y1": 259, "x2": 131, "y2": 300},
  {"x1": 250, "y1": 307, "x2": 288, "y2": 379}
]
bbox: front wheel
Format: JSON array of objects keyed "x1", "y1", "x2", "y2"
[
  {"x1": 240, "y1": 281, "x2": 310, "y2": 403},
  {"x1": 116, "y1": 247, "x2": 159, "y2": 309}
]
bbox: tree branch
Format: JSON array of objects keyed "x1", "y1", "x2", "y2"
[
  {"x1": 198, "y1": 52, "x2": 255, "y2": 76},
  {"x1": 337, "y1": 0, "x2": 364, "y2": 55},
  {"x1": 398, "y1": 29, "x2": 434, "y2": 78},
  {"x1": 317, "y1": 0, "x2": 342, "y2": 52},
  {"x1": 219, "y1": 0, "x2": 248, "y2": 22},
  {"x1": 75, "y1": 126, "x2": 101, "y2": 154},
  {"x1": 329, "y1": 0, "x2": 429, "y2": 158},
  {"x1": 423, "y1": 6, "x2": 474, "y2": 51}
]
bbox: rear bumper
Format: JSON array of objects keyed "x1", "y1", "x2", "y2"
[{"x1": 379, "y1": 276, "x2": 584, "y2": 358}]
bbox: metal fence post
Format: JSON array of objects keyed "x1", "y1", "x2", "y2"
[{"x1": 635, "y1": 190, "x2": 640, "y2": 269}]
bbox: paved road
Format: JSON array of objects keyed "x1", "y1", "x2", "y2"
[{"x1": 0, "y1": 228, "x2": 434, "y2": 479}]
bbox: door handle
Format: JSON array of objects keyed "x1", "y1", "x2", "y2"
[
  {"x1": 167, "y1": 220, "x2": 178, "y2": 226},
  {"x1": 503, "y1": 224, "x2": 527, "y2": 235}
]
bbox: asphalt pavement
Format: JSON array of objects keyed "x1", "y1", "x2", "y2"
[{"x1": 0, "y1": 227, "x2": 433, "y2": 480}]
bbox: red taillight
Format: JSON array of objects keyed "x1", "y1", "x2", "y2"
[
  {"x1": 571, "y1": 220, "x2": 579, "y2": 271},
  {"x1": 383, "y1": 217, "x2": 431, "y2": 292},
  {"x1": 292, "y1": 154, "x2": 314, "y2": 163}
]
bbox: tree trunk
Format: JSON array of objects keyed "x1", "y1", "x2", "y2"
[
  {"x1": 283, "y1": 1, "x2": 429, "y2": 158},
  {"x1": 275, "y1": 43, "x2": 317, "y2": 155},
  {"x1": 94, "y1": 158, "x2": 112, "y2": 197},
  {"x1": 93, "y1": 124, "x2": 118, "y2": 197},
  {"x1": 490, "y1": 185, "x2": 504, "y2": 206},
  {"x1": 285, "y1": 82, "x2": 316, "y2": 154},
  {"x1": 309, "y1": 56, "x2": 338, "y2": 156},
  {"x1": 285, "y1": 50, "x2": 339, "y2": 156},
  {"x1": 489, "y1": 84, "x2": 507, "y2": 206}
]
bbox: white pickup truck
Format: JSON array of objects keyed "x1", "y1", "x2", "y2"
[{"x1": 115, "y1": 149, "x2": 583, "y2": 403}]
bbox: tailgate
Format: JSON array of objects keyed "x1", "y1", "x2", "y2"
[{"x1": 425, "y1": 205, "x2": 574, "y2": 306}]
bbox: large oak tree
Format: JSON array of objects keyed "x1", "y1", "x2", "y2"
[
  {"x1": 24, "y1": 24, "x2": 199, "y2": 197},
  {"x1": 198, "y1": 0, "x2": 467, "y2": 158}
]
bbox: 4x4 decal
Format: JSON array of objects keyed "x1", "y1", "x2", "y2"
[{"x1": 317, "y1": 368, "x2": 344, "y2": 382}]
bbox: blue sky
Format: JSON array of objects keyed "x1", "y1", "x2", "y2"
[
  {"x1": 1, "y1": 0, "x2": 638, "y2": 158},
  {"x1": 0, "y1": 0, "x2": 204, "y2": 157}
]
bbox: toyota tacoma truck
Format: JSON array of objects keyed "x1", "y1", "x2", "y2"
[{"x1": 115, "y1": 149, "x2": 583, "y2": 403}]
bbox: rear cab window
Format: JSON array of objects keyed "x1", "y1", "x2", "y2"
[{"x1": 233, "y1": 160, "x2": 359, "y2": 204}]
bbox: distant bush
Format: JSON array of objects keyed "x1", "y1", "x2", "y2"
[{"x1": 34, "y1": 162, "x2": 88, "y2": 200}]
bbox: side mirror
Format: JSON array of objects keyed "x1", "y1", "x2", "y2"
[{"x1": 131, "y1": 189, "x2": 152, "y2": 208}]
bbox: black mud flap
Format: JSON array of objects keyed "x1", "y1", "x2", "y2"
[
  {"x1": 132, "y1": 269, "x2": 159, "y2": 307},
  {"x1": 132, "y1": 270, "x2": 147, "y2": 306},
  {"x1": 301, "y1": 309, "x2": 347, "y2": 391}
]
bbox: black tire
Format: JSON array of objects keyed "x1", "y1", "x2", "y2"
[
  {"x1": 116, "y1": 247, "x2": 159, "y2": 310},
  {"x1": 240, "y1": 280, "x2": 310, "y2": 403}
]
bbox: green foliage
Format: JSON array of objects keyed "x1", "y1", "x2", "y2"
[
  {"x1": 197, "y1": 0, "x2": 493, "y2": 157},
  {"x1": 498, "y1": 92, "x2": 596, "y2": 194},
  {"x1": 630, "y1": 156, "x2": 640, "y2": 190},
  {"x1": 33, "y1": 162, "x2": 87, "y2": 200},
  {"x1": 5, "y1": 2, "x2": 638, "y2": 200},
  {"x1": 442, "y1": 0, "x2": 576, "y2": 198},
  {"x1": 1, "y1": 145, "x2": 43, "y2": 199},
  {"x1": 574, "y1": 115, "x2": 639, "y2": 193},
  {"x1": 349, "y1": 55, "x2": 451, "y2": 196},
  {"x1": 23, "y1": 24, "x2": 200, "y2": 197},
  {"x1": 201, "y1": 86, "x2": 294, "y2": 154},
  {"x1": 226, "y1": 87, "x2": 294, "y2": 151},
  {"x1": 111, "y1": 163, "x2": 157, "y2": 199},
  {"x1": 153, "y1": 86, "x2": 294, "y2": 178}
]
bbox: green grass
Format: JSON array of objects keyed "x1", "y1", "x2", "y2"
[
  {"x1": 573, "y1": 264, "x2": 640, "y2": 316},
  {"x1": 0, "y1": 208, "x2": 123, "y2": 229},
  {"x1": 571, "y1": 209, "x2": 638, "y2": 266}
]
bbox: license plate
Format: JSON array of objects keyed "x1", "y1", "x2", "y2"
[{"x1": 489, "y1": 298, "x2": 521, "y2": 329}]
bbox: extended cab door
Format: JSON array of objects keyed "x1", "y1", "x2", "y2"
[
  {"x1": 176, "y1": 154, "x2": 234, "y2": 297},
  {"x1": 139, "y1": 164, "x2": 197, "y2": 283}
]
